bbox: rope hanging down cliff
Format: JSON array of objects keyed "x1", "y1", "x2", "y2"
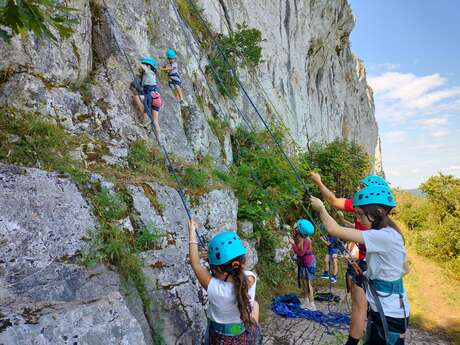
[
  {"x1": 171, "y1": 0, "x2": 366, "y2": 277},
  {"x1": 101, "y1": 0, "x2": 205, "y2": 247}
]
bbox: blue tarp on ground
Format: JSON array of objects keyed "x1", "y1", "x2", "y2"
[{"x1": 271, "y1": 294, "x2": 350, "y2": 329}]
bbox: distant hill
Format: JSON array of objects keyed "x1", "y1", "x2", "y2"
[{"x1": 403, "y1": 189, "x2": 426, "y2": 198}]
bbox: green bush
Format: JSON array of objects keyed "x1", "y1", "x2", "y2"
[
  {"x1": 395, "y1": 174, "x2": 460, "y2": 278},
  {"x1": 206, "y1": 26, "x2": 263, "y2": 97},
  {"x1": 181, "y1": 166, "x2": 208, "y2": 190},
  {"x1": 135, "y1": 223, "x2": 163, "y2": 252}
]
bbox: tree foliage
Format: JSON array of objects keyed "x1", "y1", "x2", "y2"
[
  {"x1": 0, "y1": 0, "x2": 78, "y2": 43},
  {"x1": 395, "y1": 174, "x2": 460, "y2": 277},
  {"x1": 222, "y1": 127, "x2": 370, "y2": 254}
]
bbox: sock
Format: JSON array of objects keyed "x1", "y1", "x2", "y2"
[{"x1": 344, "y1": 335, "x2": 359, "y2": 345}]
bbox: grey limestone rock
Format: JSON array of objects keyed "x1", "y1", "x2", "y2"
[{"x1": 0, "y1": 164, "x2": 96, "y2": 282}]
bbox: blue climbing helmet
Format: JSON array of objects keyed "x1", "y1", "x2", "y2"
[
  {"x1": 296, "y1": 219, "x2": 315, "y2": 237},
  {"x1": 141, "y1": 57, "x2": 158, "y2": 70},
  {"x1": 208, "y1": 231, "x2": 247, "y2": 266},
  {"x1": 165, "y1": 49, "x2": 177, "y2": 59},
  {"x1": 353, "y1": 185, "x2": 396, "y2": 208},
  {"x1": 360, "y1": 175, "x2": 389, "y2": 188}
]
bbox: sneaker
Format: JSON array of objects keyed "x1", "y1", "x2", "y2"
[
  {"x1": 300, "y1": 298, "x2": 309, "y2": 309},
  {"x1": 330, "y1": 275, "x2": 337, "y2": 284},
  {"x1": 320, "y1": 271, "x2": 329, "y2": 280},
  {"x1": 180, "y1": 99, "x2": 189, "y2": 107}
]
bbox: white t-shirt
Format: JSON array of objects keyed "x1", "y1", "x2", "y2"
[
  {"x1": 362, "y1": 227, "x2": 410, "y2": 319},
  {"x1": 207, "y1": 270, "x2": 257, "y2": 324}
]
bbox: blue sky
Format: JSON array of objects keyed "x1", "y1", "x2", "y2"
[{"x1": 349, "y1": 0, "x2": 460, "y2": 189}]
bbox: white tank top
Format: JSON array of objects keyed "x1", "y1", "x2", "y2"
[{"x1": 206, "y1": 270, "x2": 257, "y2": 324}]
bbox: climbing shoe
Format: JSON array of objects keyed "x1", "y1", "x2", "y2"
[{"x1": 320, "y1": 271, "x2": 329, "y2": 279}]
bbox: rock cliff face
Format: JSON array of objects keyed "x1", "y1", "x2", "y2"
[{"x1": 0, "y1": 0, "x2": 380, "y2": 344}]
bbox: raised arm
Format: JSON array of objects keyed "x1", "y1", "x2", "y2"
[
  {"x1": 310, "y1": 172, "x2": 347, "y2": 210},
  {"x1": 188, "y1": 219, "x2": 212, "y2": 289},
  {"x1": 310, "y1": 197, "x2": 364, "y2": 244}
]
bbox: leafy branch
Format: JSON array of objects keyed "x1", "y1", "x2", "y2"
[{"x1": 0, "y1": 0, "x2": 78, "y2": 43}]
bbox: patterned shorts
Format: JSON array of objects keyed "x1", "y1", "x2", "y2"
[{"x1": 207, "y1": 322, "x2": 262, "y2": 345}]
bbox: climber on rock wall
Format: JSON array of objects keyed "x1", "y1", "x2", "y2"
[
  {"x1": 132, "y1": 57, "x2": 162, "y2": 138},
  {"x1": 310, "y1": 173, "x2": 390, "y2": 345},
  {"x1": 160, "y1": 49, "x2": 189, "y2": 107},
  {"x1": 290, "y1": 219, "x2": 317, "y2": 311},
  {"x1": 188, "y1": 219, "x2": 262, "y2": 345},
  {"x1": 311, "y1": 184, "x2": 410, "y2": 345}
]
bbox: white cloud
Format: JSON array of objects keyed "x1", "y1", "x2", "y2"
[
  {"x1": 412, "y1": 143, "x2": 448, "y2": 150},
  {"x1": 368, "y1": 72, "x2": 460, "y2": 122},
  {"x1": 378, "y1": 63, "x2": 400, "y2": 71},
  {"x1": 416, "y1": 117, "x2": 448, "y2": 127},
  {"x1": 444, "y1": 165, "x2": 460, "y2": 171},
  {"x1": 430, "y1": 130, "x2": 449, "y2": 138}
]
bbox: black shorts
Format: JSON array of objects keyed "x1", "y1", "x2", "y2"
[
  {"x1": 346, "y1": 259, "x2": 367, "y2": 290},
  {"x1": 364, "y1": 310, "x2": 409, "y2": 345}
]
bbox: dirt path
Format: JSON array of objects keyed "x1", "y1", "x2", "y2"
[{"x1": 405, "y1": 247, "x2": 460, "y2": 344}]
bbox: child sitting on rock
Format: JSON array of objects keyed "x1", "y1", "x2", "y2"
[
  {"x1": 188, "y1": 219, "x2": 262, "y2": 344},
  {"x1": 290, "y1": 219, "x2": 317, "y2": 311},
  {"x1": 160, "y1": 49, "x2": 188, "y2": 107},
  {"x1": 132, "y1": 57, "x2": 162, "y2": 139}
]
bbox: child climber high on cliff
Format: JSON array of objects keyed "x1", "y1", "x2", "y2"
[
  {"x1": 132, "y1": 57, "x2": 162, "y2": 139},
  {"x1": 160, "y1": 49, "x2": 188, "y2": 107}
]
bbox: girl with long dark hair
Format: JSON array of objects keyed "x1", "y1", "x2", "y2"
[{"x1": 188, "y1": 220, "x2": 262, "y2": 344}]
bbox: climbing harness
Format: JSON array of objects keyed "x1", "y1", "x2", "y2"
[
  {"x1": 101, "y1": 0, "x2": 206, "y2": 247},
  {"x1": 271, "y1": 294, "x2": 350, "y2": 329}
]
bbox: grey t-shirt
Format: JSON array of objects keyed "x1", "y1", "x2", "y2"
[
  {"x1": 142, "y1": 68, "x2": 157, "y2": 87},
  {"x1": 362, "y1": 227, "x2": 410, "y2": 318}
]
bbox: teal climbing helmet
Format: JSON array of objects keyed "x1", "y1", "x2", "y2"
[
  {"x1": 296, "y1": 219, "x2": 315, "y2": 237},
  {"x1": 165, "y1": 49, "x2": 177, "y2": 59},
  {"x1": 360, "y1": 175, "x2": 389, "y2": 188},
  {"x1": 141, "y1": 57, "x2": 158, "y2": 70},
  {"x1": 208, "y1": 231, "x2": 247, "y2": 266},
  {"x1": 353, "y1": 185, "x2": 396, "y2": 208}
]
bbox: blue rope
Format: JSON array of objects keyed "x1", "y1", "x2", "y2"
[{"x1": 271, "y1": 294, "x2": 350, "y2": 330}]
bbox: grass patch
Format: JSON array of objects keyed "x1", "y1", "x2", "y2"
[
  {"x1": 80, "y1": 185, "x2": 164, "y2": 313},
  {"x1": 404, "y1": 243, "x2": 460, "y2": 344},
  {"x1": 207, "y1": 117, "x2": 229, "y2": 148},
  {"x1": 0, "y1": 110, "x2": 89, "y2": 183},
  {"x1": 92, "y1": 187, "x2": 128, "y2": 220},
  {"x1": 176, "y1": 0, "x2": 209, "y2": 43}
]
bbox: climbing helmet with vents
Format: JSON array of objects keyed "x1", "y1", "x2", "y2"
[
  {"x1": 360, "y1": 175, "x2": 389, "y2": 188},
  {"x1": 353, "y1": 185, "x2": 396, "y2": 208},
  {"x1": 208, "y1": 231, "x2": 247, "y2": 266},
  {"x1": 141, "y1": 57, "x2": 158, "y2": 70}
]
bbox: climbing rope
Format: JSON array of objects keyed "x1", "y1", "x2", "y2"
[
  {"x1": 271, "y1": 294, "x2": 350, "y2": 329},
  {"x1": 168, "y1": 1, "x2": 365, "y2": 334},
  {"x1": 177, "y1": 0, "x2": 367, "y2": 278},
  {"x1": 101, "y1": 0, "x2": 205, "y2": 247}
]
